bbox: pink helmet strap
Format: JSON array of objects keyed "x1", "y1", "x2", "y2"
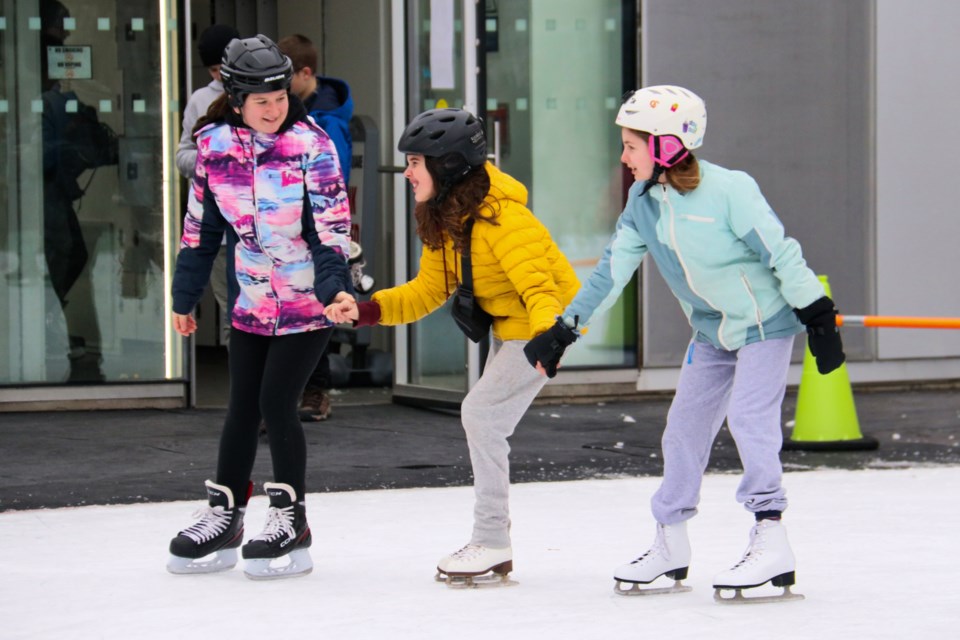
[{"x1": 649, "y1": 134, "x2": 690, "y2": 168}]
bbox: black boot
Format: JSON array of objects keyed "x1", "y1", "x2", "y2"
[
  {"x1": 242, "y1": 483, "x2": 313, "y2": 579},
  {"x1": 167, "y1": 480, "x2": 247, "y2": 574}
]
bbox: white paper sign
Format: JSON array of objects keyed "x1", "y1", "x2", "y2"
[
  {"x1": 429, "y1": 0, "x2": 455, "y2": 90},
  {"x1": 47, "y1": 46, "x2": 92, "y2": 80}
]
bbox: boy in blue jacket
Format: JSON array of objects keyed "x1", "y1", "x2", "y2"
[{"x1": 524, "y1": 85, "x2": 844, "y2": 603}]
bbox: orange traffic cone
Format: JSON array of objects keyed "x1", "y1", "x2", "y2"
[{"x1": 783, "y1": 276, "x2": 878, "y2": 451}]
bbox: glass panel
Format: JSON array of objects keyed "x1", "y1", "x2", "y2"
[
  {"x1": 407, "y1": 0, "x2": 468, "y2": 391},
  {"x1": 0, "y1": 0, "x2": 180, "y2": 385},
  {"x1": 485, "y1": 0, "x2": 636, "y2": 368}
]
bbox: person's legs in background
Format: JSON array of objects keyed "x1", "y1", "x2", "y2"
[
  {"x1": 210, "y1": 250, "x2": 230, "y2": 349},
  {"x1": 299, "y1": 346, "x2": 332, "y2": 421}
]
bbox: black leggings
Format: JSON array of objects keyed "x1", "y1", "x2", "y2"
[{"x1": 216, "y1": 328, "x2": 331, "y2": 505}]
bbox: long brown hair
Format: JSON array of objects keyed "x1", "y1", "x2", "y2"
[
  {"x1": 193, "y1": 93, "x2": 232, "y2": 135},
  {"x1": 415, "y1": 160, "x2": 499, "y2": 252},
  {"x1": 633, "y1": 130, "x2": 701, "y2": 194}
]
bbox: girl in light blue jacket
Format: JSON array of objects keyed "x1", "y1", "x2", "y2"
[{"x1": 524, "y1": 85, "x2": 845, "y2": 602}]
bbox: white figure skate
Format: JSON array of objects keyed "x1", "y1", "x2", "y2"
[
  {"x1": 713, "y1": 519, "x2": 805, "y2": 604},
  {"x1": 614, "y1": 521, "x2": 693, "y2": 596},
  {"x1": 435, "y1": 544, "x2": 516, "y2": 588}
]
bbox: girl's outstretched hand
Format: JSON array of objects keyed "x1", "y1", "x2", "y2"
[{"x1": 325, "y1": 292, "x2": 359, "y2": 323}]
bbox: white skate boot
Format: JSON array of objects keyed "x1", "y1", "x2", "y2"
[
  {"x1": 713, "y1": 519, "x2": 804, "y2": 604},
  {"x1": 614, "y1": 521, "x2": 692, "y2": 596},
  {"x1": 435, "y1": 544, "x2": 515, "y2": 588},
  {"x1": 167, "y1": 480, "x2": 246, "y2": 574}
]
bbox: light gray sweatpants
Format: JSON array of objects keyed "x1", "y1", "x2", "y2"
[
  {"x1": 460, "y1": 339, "x2": 547, "y2": 548},
  {"x1": 651, "y1": 335, "x2": 794, "y2": 525}
]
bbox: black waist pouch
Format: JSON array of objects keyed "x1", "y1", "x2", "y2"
[
  {"x1": 450, "y1": 219, "x2": 493, "y2": 343},
  {"x1": 452, "y1": 285, "x2": 492, "y2": 343}
]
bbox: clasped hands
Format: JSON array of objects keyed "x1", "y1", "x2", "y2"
[
  {"x1": 324, "y1": 291, "x2": 359, "y2": 323},
  {"x1": 172, "y1": 291, "x2": 359, "y2": 337}
]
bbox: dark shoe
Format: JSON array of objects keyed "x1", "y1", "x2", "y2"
[
  {"x1": 299, "y1": 387, "x2": 332, "y2": 422},
  {"x1": 66, "y1": 353, "x2": 106, "y2": 383},
  {"x1": 241, "y1": 483, "x2": 313, "y2": 579},
  {"x1": 167, "y1": 480, "x2": 246, "y2": 573},
  {"x1": 242, "y1": 483, "x2": 311, "y2": 560}
]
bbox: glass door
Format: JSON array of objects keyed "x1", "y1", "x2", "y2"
[
  {"x1": 482, "y1": 0, "x2": 636, "y2": 371},
  {"x1": 390, "y1": 0, "x2": 635, "y2": 407},
  {"x1": 391, "y1": 0, "x2": 481, "y2": 408},
  {"x1": 0, "y1": 0, "x2": 183, "y2": 393}
]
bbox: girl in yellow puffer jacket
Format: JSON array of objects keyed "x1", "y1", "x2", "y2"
[{"x1": 325, "y1": 108, "x2": 579, "y2": 586}]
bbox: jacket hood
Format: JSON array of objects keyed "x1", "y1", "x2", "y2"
[
  {"x1": 485, "y1": 162, "x2": 528, "y2": 207},
  {"x1": 305, "y1": 76, "x2": 354, "y2": 124}
]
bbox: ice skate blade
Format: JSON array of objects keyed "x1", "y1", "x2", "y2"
[
  {"x1": 435, "y1": 571, "x2": 518, "y2": 589},
  {"x1": 167, "y1": 548, "x2": 237, "y2": 574},
  {"x1": 243, "y1": 549, "x2": 313, "y2": 581},
  {"x1": 615, "y1": 579, "x2": 692, "y2": 596},
  {"x1": 713, "y1": 585, "x2": 805, "y2": 605}
]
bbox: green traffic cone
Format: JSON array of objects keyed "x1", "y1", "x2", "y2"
[{"x1": 784, "y1": 275, "x2": 878, "y2": 451}]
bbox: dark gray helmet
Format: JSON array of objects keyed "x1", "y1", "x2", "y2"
[
  {"x1": 220, "y1": 34, "x2": 293, "y2": 108},
  {"x1": 398, "y1": 108, "x2": 486, "y2": 167}
]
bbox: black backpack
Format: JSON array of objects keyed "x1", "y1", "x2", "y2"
[{"x1": 47, "y1": 93, "x2": 119, "y2": 200}]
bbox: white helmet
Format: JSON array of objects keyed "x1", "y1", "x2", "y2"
[{"x1": 616, "y1": 85, "x2": 707, "y2": 154}]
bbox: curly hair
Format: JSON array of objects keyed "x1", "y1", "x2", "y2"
[{"x1": 415, "y1": 158, "x2": 500, "y2": 252}]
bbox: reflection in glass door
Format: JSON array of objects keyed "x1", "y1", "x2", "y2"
[{"x1": 0, "y1": 0, "x2": 182, "y2": 389}]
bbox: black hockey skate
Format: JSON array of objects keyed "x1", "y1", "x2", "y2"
[
  {"x1": 242, "y1": 482, "x2": 313, "y2": 580},
  {"x1": 167, "y1": 480, "x2": 247, "y2": 574}
]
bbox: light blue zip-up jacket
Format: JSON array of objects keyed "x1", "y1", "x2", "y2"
[{"x1": 565, "y1": 160, "x2": 824, "y2": 351}]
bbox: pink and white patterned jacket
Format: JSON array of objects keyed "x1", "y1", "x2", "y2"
[{"x1": 172, "y1": 105, "x2": 351, "y2": 336}]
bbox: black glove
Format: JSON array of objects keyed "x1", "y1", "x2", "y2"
[
  {"x1": 795, "y1": 296, "x2": 845, "y2": 375},
  {"x1": 523, "y1": 317, "x2": 580, "y2": 378}
]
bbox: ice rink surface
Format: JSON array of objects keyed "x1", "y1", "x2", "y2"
[{"x1": 3, "y1": 466, "x2": 958, "y2": 639}]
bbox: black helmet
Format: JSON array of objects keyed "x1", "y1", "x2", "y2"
[
  {"x1": 398, "y1": 108, "x2": 486, "y2": 172},
  {"x1": 220, "y1": 35, "x2": 293, "y2": 108}
]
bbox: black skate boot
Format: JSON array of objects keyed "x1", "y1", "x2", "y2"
[
  {"x1": 241, "y1": 482, "x2": 313, "y2": 580},
  {"x1": 167, "y1": 480, "x2": 248, "y2": 574}
]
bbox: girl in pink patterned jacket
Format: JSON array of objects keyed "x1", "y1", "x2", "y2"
[{"x1": 167, "y1": 35, "x2": 352, "y2": 580}]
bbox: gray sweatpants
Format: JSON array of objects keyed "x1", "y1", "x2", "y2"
[
  {"x1": 460, "y1": 339, "x2": 547, "y2": 548},
  {"x1": 651, "y1": 335, "x2": 794, "y2": 525}
]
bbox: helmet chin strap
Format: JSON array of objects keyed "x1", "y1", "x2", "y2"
[{"x1": 639, "y1": 165, "x2": 666, "y2": 196}]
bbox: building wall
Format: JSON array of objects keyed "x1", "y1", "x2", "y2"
[
  {"x1": 875, "y1": 0, "x2": 960, "y2": 361},
  {"x1": 634, "y1": 0, "x2": 960, "y2": 388}
]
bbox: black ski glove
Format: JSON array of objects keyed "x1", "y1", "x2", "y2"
[
  {"x1": 523, "y1": 317, "x2": 580, "y2": 378},
  {"x1": 795, "y1": 296, "x2": 845, "y2": 375}
]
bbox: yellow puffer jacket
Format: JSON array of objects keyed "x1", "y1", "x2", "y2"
[{"x1": 373, "y1": 163, "x2": 579, "y2": 340}]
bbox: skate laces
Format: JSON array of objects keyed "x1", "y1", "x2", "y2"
[
  {"x1": 731, "y1": 524, "x2": 769, "y2": 569},
  {"x1": 181, "y1": 506, "x2": 233, "y2": 543},
  {"x1": 631, "y1": 526, "x2": 668, "y2": 565},
  {"x1": 251, "y1": 505, "x2": 296, "y2": 542},
  {"x1": 450, "y1": 544, "x2": 485, "y2": 561}
]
